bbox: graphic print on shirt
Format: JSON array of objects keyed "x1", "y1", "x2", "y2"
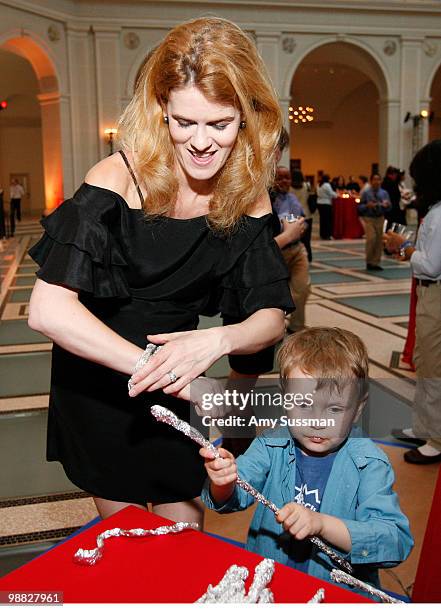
[{"x1": 294, "y1": 483, "x2": 320, "y2": 510}]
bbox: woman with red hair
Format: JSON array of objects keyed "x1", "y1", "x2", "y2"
[{"x1": 28, "y1": 18, "x2": 293, "y2": 524}]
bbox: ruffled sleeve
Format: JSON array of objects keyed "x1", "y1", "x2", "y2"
[
  {"x1": 29, "y1": 184, "x2": 130, "y2": 298},
  {"x1": 216, "y1": 215, "x2": 294, "y2": 375},
  {"x1": 218, "y1": 215, "x2": 294, "y2": 319}
]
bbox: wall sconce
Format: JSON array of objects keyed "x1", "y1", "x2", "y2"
[
  {"x1": 404, "y1": 110, "x2": 434, "y2": 155},
  {"x1": 403, "y1": 110, "x2": 434, "y2": 126},
  {"x1": 104, "y1": 128, "x2": 118, "y2": 155}
]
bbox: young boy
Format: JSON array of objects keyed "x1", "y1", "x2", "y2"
[{"x1": 200, "y1": 327, "x2": 413, "y2": 599}]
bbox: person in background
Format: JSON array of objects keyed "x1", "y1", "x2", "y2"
[
  {"x1": 331, "y1": 175, "x2": 346, "y2": 192},
  {"x1": 382, "y1": 166, "x2": 404, "y2": 227},
  {"x1": 223, "y1": 127, "x2": 301, "y2": 457},
  {"x1": 9, "y1": 178, "x2": 24, "y2": 237},
  {"x1": 398, "y1": 170, "x2": 415, "y2": 224},
  {"x1": 0, "y1": 187, "x2": 5, "y2": 242},
  {"x1": 346, "y1": 175, "x2": 360, "y2": 193},
  {"x1": 292, "y1": 170, "x2": 314, "y2": 262},
  {"x1": 316, "y1": 174, "x2": 336, "y2": 240},
  {"x1": 385, "y1": 140, "x2": 441, "y2": 464},
  {"x1": 358, "y1": 175, "x2": 370, "y2": 196},
  {"x1": 273, "y1": 166, "x2": 310, "y2": 333},
  {"x1": 358, "y1": 173, "x2": 391, "y2": 271}
]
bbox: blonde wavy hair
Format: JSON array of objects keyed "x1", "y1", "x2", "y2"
[{"x1": 117, "y1": 17, "x2": 282, "y2": 233}]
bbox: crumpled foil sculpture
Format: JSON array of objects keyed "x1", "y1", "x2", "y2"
[
  {"x1": 151, "y1": 405, "x2": 353, "y2": 574},
  {"x1": 196, "y1": 558, "x2": 275, "y2": 603}
]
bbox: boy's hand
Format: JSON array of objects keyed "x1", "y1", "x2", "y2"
[
  {"x1": 276, "y1": 502, "x2": 323, "y2": 540},
  {"x1": 199, "y1": 446, "x2": 237, "y2": 487}
]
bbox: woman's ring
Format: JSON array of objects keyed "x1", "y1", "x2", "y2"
[{"x1": 168, "y1": 371, "x2": 178, "y2": 383}]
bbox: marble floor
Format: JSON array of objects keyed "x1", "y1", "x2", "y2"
[{"x1": 0, "y1": 217, "x2": 438, "y2": 601}]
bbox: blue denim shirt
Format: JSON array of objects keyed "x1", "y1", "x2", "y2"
[{"x1": 202, "y1": 428, "x2": 413, "y2": 600}]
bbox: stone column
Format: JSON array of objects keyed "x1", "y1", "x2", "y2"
[
  {"x1": 378, "y1": 97, "x2": 401, "y2": 173},
  {"x1": 92, "y1": 25, "x2": 122, "y2": 159},
  {"x1": 256, "y1": 31, "x2": 281, "y2": 93},
  {"x1": 37, "y1": 92, "x2": 64, "y2": 214},
  {"x1": 278, "y1": 97, "x2": 292, "y2": 167},
  {"x1": 66, "y1": 22, "x2": 99, "y2": 184},
  {"x1": 400, "y1": 37, "x2": 424, "y2": 171}
]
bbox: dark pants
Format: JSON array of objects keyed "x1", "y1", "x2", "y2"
[
  {"x1": 385, "y1": 203, "x2": 406, "y2": 227},
  {"x1": 301, "y1": 218, "x2": 313, "y2": 262},
  {"x1": 317, "y1": 204, "x2": 333, "y2": 239},
  {"x1": 10, "y1": 198, "x2": 21, "y2": 236}
]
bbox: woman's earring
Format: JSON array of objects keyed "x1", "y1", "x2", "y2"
[
  {"x1": 163, "y1": 115, "x2": 169, "y2": 124},
  {"x1": 239, "y1": 120, "x2": 246, "y2": 129}
]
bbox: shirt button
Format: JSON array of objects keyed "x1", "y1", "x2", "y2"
[{"x1": 361, "y1": 550, "x2": 369, "y2": 557}]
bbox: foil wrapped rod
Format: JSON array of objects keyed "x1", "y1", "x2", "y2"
[
  {"x1": 330, "y1": 570, "x2": 404, "y2": 604},
  {"x1": 150, "y1": 405, "x2": 353, "y2": 575},
  {"x1": 73, "y1": 521, "x2": 198, "y2": 565}
]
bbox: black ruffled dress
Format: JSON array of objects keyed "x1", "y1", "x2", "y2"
[{"x1": 29, "y1": 183, "x2": 294, "y2": 504}]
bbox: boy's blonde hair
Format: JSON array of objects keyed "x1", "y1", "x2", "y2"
[
  {"x1": 277, "y1": 327, "x2": 369, "y2": 398},
  {"x1": 118, "y1": 17, "x2": 282, "y2": 234}
]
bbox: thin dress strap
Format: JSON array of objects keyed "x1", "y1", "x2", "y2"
[{"x1": 118, "y1": 150, "x2": 144, "y2": 206}]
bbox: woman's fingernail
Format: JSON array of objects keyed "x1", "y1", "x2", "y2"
[{"x1": 129, "y1": 388, "x2": 136, "y2": 397}]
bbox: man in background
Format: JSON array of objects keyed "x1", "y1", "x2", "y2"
[
  {"x1": 358, "y1": 173, "x2": 391, "y2": 271},
  {"x1": 9, "y1": 179, "x2": 25, "y2": 237}
]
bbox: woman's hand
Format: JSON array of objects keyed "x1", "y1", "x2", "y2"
[
  {"x1": 280, "y1": 217, "x2": 305, "y2": 242},
  {"x1": 276, "y1": 502, "x2": 323, "y2": 540},
  {"x1": 128, "y1": 327, "x2": 230, "y2": 397}
]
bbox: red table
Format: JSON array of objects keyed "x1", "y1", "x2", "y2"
[
  {"x1": 0, "y1": 506, "x2": 370, "y2": 603},
  {"x1": 413, "y1": 465, "x2": 441, "y2": 602},
  {"x1": 332, "y1": 196, "x2": 364, "y2": 239}
]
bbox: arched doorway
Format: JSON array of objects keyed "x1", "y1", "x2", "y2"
[
  {"x1": 0, "y1": 48, "x2": 45, "y2": 218},
  {"x1": 0, "y1": 34, "x2": 63, "y2": 215},
  {"x1": 289, "y1": 41, "x2": 388, "y2": 185},
  {"x1": 429, "y1": 63, "x2": 441, "y2": 142}
]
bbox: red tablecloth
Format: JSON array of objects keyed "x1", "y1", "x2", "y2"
[
  {"x1": 332, "y1": 196, "x2": 364, "y2": 239},
  {"x1": 0, "y1": 506, "x2": 370, "y2": 603}
]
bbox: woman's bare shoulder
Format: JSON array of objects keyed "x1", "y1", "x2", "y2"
[
  {"x1": 247, "y1": 191, "x2": 272, "y2": 218},
  {"x1": 84, "y1": 151, "x2": 144, "y2": 208},
  {"x1": 84, "y1": 153, "x2": 129, "y2": 192}
]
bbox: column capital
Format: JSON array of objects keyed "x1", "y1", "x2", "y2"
[
  {"x1": 92, "y1": 24, "x2": 122, "y2": 36},
  {"x1": 255, "y1": 31, "x2": 281, "y2": 41},
  {"x1": 65, "y1": 21, "x2": 91, "y2": 35},
  {"x1": 400, "y1": 35, "x2": 424, "y2": 45},
  {"x1": 37, "y1": 92, "x2": 60, "y2": 106}
]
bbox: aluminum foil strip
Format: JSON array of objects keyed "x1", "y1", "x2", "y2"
[
  {"x1": 150, "y1": 405, "x2": 353, "y2": 575},
  {"x1": 73, "y1": 521, "x2": 198, "y2": 565},
  {"x1": 128, "y1": 343, "x2": 162, "y2": 391},
  {"x1": 307, "y1": 588, "x2": 325, "y2": 603},
  {"x1": 330, "y1": 569, "x2": 404, "y2": 604}
]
